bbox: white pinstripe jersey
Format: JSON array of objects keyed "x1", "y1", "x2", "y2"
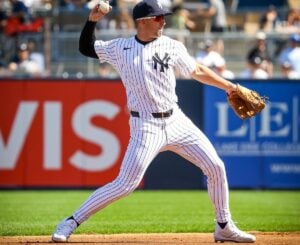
[{"x1": 94, "y1": 35, "x2": 196, "y2": 113}]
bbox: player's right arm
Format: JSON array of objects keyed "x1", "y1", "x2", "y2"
[{"x1": 78, "y1": 4, "x2": 111, "y2": 59}]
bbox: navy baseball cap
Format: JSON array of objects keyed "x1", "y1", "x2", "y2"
[{"x1": 132, "y1": 0, "x2": 172, "y2": 20}]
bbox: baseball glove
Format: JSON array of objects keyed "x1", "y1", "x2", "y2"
[{"x1": 227, "y1": 84, "x2": 267, "y2": 119}]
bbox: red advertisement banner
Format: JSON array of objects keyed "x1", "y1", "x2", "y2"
[{"x1": 0, "y1": 80, "x2": 130, "y2": 187}]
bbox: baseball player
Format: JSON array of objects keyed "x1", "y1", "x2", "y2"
[{"x1": 52, "y1": 0, "x2": 256, "y2": 243}]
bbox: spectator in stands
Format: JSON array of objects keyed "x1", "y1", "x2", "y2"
[
  {"x1": 0, "y1": 2, "x2": 13, "y2": 63},
  {"x1": 214, "y1": 58, "x2": 235, "y2": 80},
  {"x1": 240, "y1": 55, "x2": 269, "y2": 79},
  {"x1": 101, "y1": 0, "x2": 135, "y2": 30},
  {"x1": 279, "y1": 34, "x2": 300, "y2": 77},
  {"x1": 276, "y1": 8, "x2": 300, "y2": 34},
  {"x1": 9, "y1": 0, "x2": 31, "y2": 24},
  {"x1": 0, "y1": 2, "x2": 8, "y2": 33},
  {"x1": 246, "y1": 32, "x2": 273, "y2": 77},
  {"x1": 195, "y1": 39, "x2": 234, "y2": 79},
  {"x1": 171, "y1": 3, "x2": 196, "y2": 31},
  {"x1": 114, "y1": 0, "x2": 136, "y2": 30},
  {"x1": 27, "y1": 39, "x2": 45, "y2": 74},
  {"x1": 5, "y1": 0, "x2": 44, "y2": 36},
  {"x1": 195, "y1": 39, "x2": 225, "y2": 69},
  {"x1": 259, "y1": 5, "x2": 280, "y2": 33},
  {"x1": 0, "y1": 60, "x2": 12, "y2": 77},
  {"x1": 285, "y1": 8, "x2": 300, "y2": 32},
  {"x1": 280, "y1": 61, "x2": 300, "y2": 79},
  {"x1": 196, "y1": 0, "x2": 227, "y2": 32},
  {"x1": 8, "y1": 43, "x2": 41, "y2": 77}
]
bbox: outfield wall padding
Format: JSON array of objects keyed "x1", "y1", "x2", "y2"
[{"x1": 0, "y1": 78, "x2": 299, "y2": 189}]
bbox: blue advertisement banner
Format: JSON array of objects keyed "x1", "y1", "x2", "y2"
[{"x1": 204, "y1": 80, "x2": 300, "y2": 189}]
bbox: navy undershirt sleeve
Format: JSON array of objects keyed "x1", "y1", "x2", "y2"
[{"x1": 79, "y1": 21, "x2": 98, "y2": 59}]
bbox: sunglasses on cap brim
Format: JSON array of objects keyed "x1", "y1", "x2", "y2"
[{"x1": 136, "y1": 15, "x2": 165, "y2": 21}]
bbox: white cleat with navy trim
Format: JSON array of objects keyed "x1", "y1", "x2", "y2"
[
  {"x1": 214, "y1": 220, "x2": 256, "y2": 243},
  {"x1": 52, "y1": 218, "x2": 78, "y2": 242}
]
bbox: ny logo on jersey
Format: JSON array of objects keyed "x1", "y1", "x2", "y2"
[{"x1": 152, "y1": 53, "x2": 170, "y2": 72}]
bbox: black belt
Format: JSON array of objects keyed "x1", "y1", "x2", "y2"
[{"x1": 130, "y1": 109, "x2": 173, "y2": 118}]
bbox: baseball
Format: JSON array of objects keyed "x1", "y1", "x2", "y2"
[{"x1": 98, "y1": 0, "x2": 110, "y2": 14}]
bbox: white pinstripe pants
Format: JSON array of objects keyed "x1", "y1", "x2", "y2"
[{"x1": 73, "y1": 107, "x2": 231, "y2": 224}]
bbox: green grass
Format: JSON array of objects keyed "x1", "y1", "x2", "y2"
[{"x1": 0, "y1": 190, "x2": 299, "y2": 236}]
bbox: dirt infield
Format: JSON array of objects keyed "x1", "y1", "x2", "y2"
[{"x1": 1, "y1": 232, "x2": 300, "y2": 245}]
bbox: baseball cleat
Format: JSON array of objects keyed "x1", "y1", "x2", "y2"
[
  {"x1": 214, "y1": 220, "x2": 256, "y2": 243},
  {"x1": 52, "y1": 218, "x2": 78, "y2": 242}
]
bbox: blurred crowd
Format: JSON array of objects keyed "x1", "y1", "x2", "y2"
[{"x1": 0, "y1": 0, "x2": 300, "y2": 79}]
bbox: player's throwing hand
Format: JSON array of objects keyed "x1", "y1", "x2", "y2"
[{"x1": 89, "y1": 0, "x2": 112, "y2": 22}]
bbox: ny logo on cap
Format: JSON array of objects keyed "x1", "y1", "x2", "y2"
[
  {"x1": 152, "y1": 53, "x2": 170, "y2": 72},
  {"x1": 157, "y1": 1, "x2": 163, "y2": 9}
]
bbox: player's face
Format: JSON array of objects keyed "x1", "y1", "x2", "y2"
[{"x1": 142, "y1": 16, "x2": 166, "y2": 38}]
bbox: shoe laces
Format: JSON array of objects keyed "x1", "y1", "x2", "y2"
[{"x1": 227, "y1": 220, "x2": 248, "y2": 237}]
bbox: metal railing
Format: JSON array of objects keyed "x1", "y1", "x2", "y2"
[{"x1": 0, "y1": 28, "x2": 294, "y2": 78}]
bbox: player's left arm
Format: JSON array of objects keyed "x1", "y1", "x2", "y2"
[
  {"x1": 191, "y1": 61, "x2": 267, "y2": 120},
  {"x1": 175, "y1": 41, "x2": 236, "y2": 94},
  {"x1": 191, "y1": 63, "x2": 236, "y2": 94}
]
